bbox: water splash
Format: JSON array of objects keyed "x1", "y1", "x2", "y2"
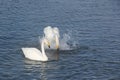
[
  {"x1": 60, "y1": 33, "x2": 71, "y2": 50},
  {"x1": 59, "y1": 30, "x2": 78, "y2": 50},
  {"x1": 39, "y1": 31, "x2": 78, "y2": 50}
]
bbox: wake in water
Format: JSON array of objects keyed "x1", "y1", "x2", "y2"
[{"x1": 39, "y1": 26, "x2": 78, "y2": 50}]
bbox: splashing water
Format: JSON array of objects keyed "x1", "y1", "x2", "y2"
[
  {"x1": 60, "y1": 33, "x2": 71, "y2": 50},
  {"x1": 39, "y1": 30, "x2": 78, "y2": 50},
  {"x1": 59, "y1": 30, "x2": 78, "y2": 50}
]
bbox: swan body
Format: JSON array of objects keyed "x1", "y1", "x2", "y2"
[
  {"x1": 22, "y1": 48, "x2": 48, "y2": 61},
  {"x1": 44, "y1": 26, "x2": 60, "y2": 49},
  {"x1": 22, "y1": 38, "x2": 50, "y2": 61}
]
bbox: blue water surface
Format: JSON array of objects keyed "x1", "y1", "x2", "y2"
[{"x1": 0, "y1": 0, "x2": 120, "y2": 80}]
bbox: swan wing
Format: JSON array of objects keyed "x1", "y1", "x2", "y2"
[
  {"x1": 44, "y1": 26, "x2": 54, "y2": 41},
  {"x1": 53, "y1": 27, "x2": 60, "y2": 38},
  {"x1": 22, "y1": 48, "x2": 43, "y2": 61}
]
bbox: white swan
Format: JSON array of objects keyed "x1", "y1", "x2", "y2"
[
  {"x1": 22, "y1": 38, "x2": 50, "y2": 61},
  {"x1": 44, "y1": 26, "x2": 60, "y2": 50}
]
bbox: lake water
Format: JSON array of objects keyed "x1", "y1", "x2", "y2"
[{"x1": 0, "y1": 0, "x2": 120, "y2": 80}]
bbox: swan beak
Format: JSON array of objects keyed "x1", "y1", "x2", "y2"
[
  {"x1": 47, "y1": 42, "x2": 50, "y2": 48},
  {"x1": 56, "y1": 45, "x2": 59, "y2": 51},
  {"x1": 45, "y1": 38, "x2": 50, "y2": 48},
  {"x1": 48, "y1": 45, "x2": 50, "y2": 48}
]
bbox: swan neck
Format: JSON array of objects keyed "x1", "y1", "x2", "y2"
[
  {"x1": 55, "y1": 35, "x2": 59, "y2": 48},
  {"x1": 41, "y1": 40, "x2": 45, "y2": 55},
  {"x1": 40, "y1": 39, "x2": 48, "y2": 61}
]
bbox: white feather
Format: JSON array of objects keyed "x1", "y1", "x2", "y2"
[{"x1": 44, "y1": 26, "x2": 60, "y2": 49}]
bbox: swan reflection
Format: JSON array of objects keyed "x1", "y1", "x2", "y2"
[{"x1": 23, "y1": 50, "x2": 59, "y2": 80}]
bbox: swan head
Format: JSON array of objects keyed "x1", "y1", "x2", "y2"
[{"x1": 44, "y1": 38, "x2": 50, "y2": 48}]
